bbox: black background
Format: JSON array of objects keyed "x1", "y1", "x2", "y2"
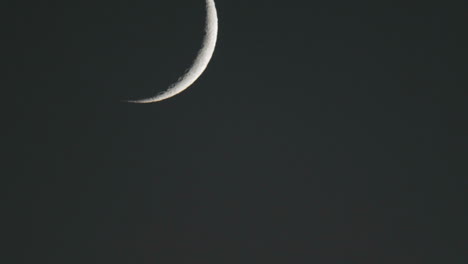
[{"x1": 3, "y1": 0, "x2": 467, "y2": 263}]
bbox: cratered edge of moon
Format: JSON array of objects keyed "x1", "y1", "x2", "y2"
[{"x1": 125, "y1": 0, "x2": 218, "y2": 104}]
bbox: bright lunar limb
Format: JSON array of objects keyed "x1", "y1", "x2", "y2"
[{"x1": 126, "y1": 0, "x2": 218, "y2": 104}]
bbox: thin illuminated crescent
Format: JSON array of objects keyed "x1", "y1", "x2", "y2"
[{"x1": 126, "y1": 0, "x2": 218, "y2": 103}]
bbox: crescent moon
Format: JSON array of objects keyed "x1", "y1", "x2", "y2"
[{"x1": 126, "y1": 0, "x2": 218, "y2": 103}]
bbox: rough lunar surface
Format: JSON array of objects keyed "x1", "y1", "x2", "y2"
[{"x1": 128, "y1": 0, "x2": 218, "y2": 103}]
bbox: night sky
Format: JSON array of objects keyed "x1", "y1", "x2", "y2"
[{"x1": 4, "y1": 0, "x2": 467, "y2": 263}]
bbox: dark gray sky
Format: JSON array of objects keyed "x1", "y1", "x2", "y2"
[{"x1": 4, "y1": 0, "x2": 467, "y2": 263}]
